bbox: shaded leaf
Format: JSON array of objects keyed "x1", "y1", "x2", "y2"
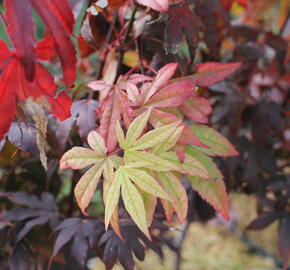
[
  {"x1": 246, "y1": 212, "x2": 279, "y2": 231},
  {"x1": 72, "y1": 100, "x2": 99, "y2": 140},
  {"x1": 278, "y1": 215, "x2": 290, "y2": 270}
]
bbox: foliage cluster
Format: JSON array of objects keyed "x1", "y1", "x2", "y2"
[{"x1": 0, "y1": 0, "x2": 289, "y2": 269}]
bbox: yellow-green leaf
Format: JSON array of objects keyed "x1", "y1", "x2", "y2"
[
  {"x1": 160, "y1": 151, "x2": 210, "y2": 179},
  {"x1": 74, "y1": 160, "x2": 105, "y2": 214},
  {"x1": 153, "y1": 126, "x2": 183, "y2": 154},
  {"x1": 189, "y1": 125, "x2": 238, "y2": 156},
  {"x1": 157, "y1": 172, "x2": 188, "y2": 224},
  {"x1": 60, "y1": 147, "x2": 103, "y2": 170},
  {"x1": 186, "y1": 146, "x2": 223, "y2": 179},
  {"x1": 116, "y1": 121, "x2": 125, "y2": 148},
  {"x1": 121, "y1": 174, "x2": 150, "y2": 238},
  {"x1": 126, "y1": 150, "x2": 179, "y2": 171},
  {"x1": 130, "y1": 122, "x2": 180, "y2": 151},
  {"x1": 139, "y1": 189, "x2": 157, "y2": 226},
  {"x1": 125, "y1": 168, "x2": 170, "y2": 200},
  {"x1": 104, "y1": 168, "x2": 122, "y2": 229},
  {"x1": 87, "y1": 131, "x2": 107, "y2": 155},
  {"x1": 125, "y1": 109, "x2": 151, "y2": 148},
  {"x1": 187, "y1": 176, "x2": 229, "y2": 220}
]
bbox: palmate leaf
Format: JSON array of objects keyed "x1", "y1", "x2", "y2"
[
  {"x1": 105, "y1": 166, "x2": 171, "y2": 238},
  {"x1": 60, "y1": 130, "x2": 117, "y2": 215},
  {"x1": 189, "y1": 124, "x2": 239, "y2": 156}
]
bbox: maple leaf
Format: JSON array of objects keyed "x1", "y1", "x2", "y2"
[
  {"x1": 50, "y1": 218, "x2": 103, "y2": 268},
  {"x1": 0, "y1": 44, "x2": 72, "y2": 140},
  {"x1": 172, "y1": 62, "x2": 243, "y2": 87},
  {"x1": 60, "y1": 131, "x2": 117, "y2": 215},
  {"x1": 4, "y1": 0, "x2": 76, "y2": 86},
  {"x1": 0, "y1": 192, "x2": 58, "y2": 244}
]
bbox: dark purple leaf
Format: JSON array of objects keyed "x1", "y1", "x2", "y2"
[
  {"x1": 246, "y1": 212, "x2": 279, "y2": 231},
  {"x1": 55, "y1": 116, "x2": 75, "y2": 153},
  {"x1": 52, "y1": 218, "x2": 82, "y2": 257},
  {"x1": 165, "y1": 3, "x2": 198, "y2": 59},
  {"x1": 278, "y1": 215, "x2": 290, "y2": 270},
  {"x1": 3, "y1": 208, "x2": 43, "y2": 222},
  {"x1": 72, "y1": 100, "x2": 99, "y2": 140},
  {"x1": 8, "y1": 245, "x2": 30, "y2": 270},
  {"x1": 15, "y1": 216, "x2": 49, "y2": 244},
  {"x1": 7, "y1": 122, "x2": 39, "y2": 157},
  {"x1": 70, "y1": 234, "x2": 88, "y2": 268}
]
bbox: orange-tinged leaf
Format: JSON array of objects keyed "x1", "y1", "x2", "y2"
[
  {"x1": 187, "y1": 176, "x2": 230, "y2": 220},
  {"x1": 174, "y1": 62, "x2": 242, "y2": 87},
  {"x1": 121, "y1": 173, "x2": 150, "y2": 238},
  {"x1": 157, "y1": 172, "x2": 188, "y2": 224},
  {"x1": 59, "y1": 147, "x2": 103, "y2": 170},
  {"x1": 74, "y1": 161, "x2": 105, "y2": 214},
  {"x1": 189, "y1": 125, "x2": 239, "y2": 156},
  {"x1": 139, "y1": 190, "x2": 157, "y2": 226},
  {"x1": 161, "y1": 198, "x2": 174, "y2": 223}
]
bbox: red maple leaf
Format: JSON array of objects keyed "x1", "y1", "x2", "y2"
[{"x1": 0, "y1": 42, "x2": 72, "y2": 140}]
